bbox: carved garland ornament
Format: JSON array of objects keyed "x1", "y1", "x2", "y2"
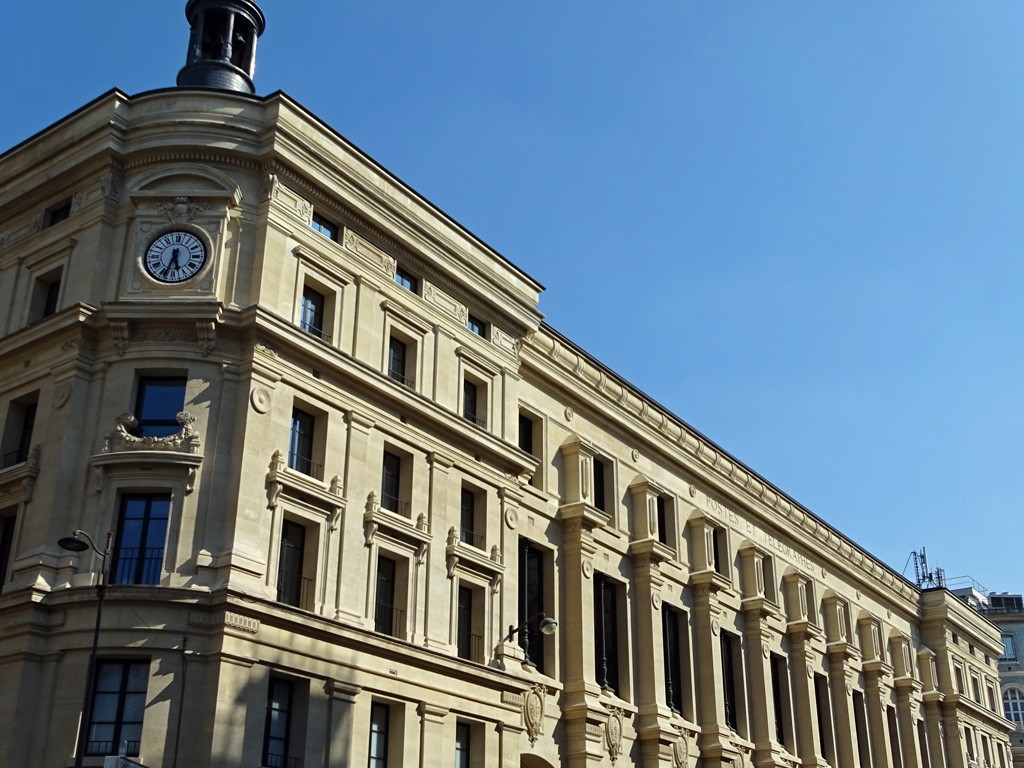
[{"x1": 104, "y1": 412, "x2": 199, "y2": 454}]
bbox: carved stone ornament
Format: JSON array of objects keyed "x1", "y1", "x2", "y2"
[
  {"x1": 523, "y1": 683, "x2": 545, "y2": 746},
  {"x1": 672, "y1": 733, "x2": 689, "y2": 768},
  {"x1": 104, "y1": 412, "x2": 200, "y2": 454},
  {"x1": 250, "y1": 387, "x2": 271, "y2": 414},
  {"x1": 582, "y1": 559, "x2": 594, "y2": 579},
  {"x1": 605, "y1": 707, "x2": 624, "y2": 763},
  {"x1": 504, "y1": 506, "x2": 518, "y2": 530},
  {"x1": 156, "y1": 196, "x2": 209, "y2": 225},
  {"x1": 52, "y1": 381, "x2": 72, "y2": 409}
]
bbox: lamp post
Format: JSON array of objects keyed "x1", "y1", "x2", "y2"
[
  {"x1": 59, "y1": 529, "x2": 112, "y2": 768},
  {"x1": 502, "y1": 612, "x2": 557, "y2": 666}
]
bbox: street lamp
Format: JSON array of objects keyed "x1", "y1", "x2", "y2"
[
  {"x1": 502, "y1": 612, "x2": 557, "y2": 666},
  {"x1": 59, "y1": 529, "x2": 112, "y2": 768}
]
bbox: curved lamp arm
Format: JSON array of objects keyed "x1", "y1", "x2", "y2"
[{"x1": 502, "y1": 612, "x2": 557, "y2": 643}]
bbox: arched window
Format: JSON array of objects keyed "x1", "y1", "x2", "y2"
[{"x1": 1003, "y1": 688, "x2": 1024, "y2": 729}]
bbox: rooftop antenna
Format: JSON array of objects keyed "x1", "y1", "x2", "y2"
[{"x1": 908, "y1": 547, "x2": 945, "y2": 589}]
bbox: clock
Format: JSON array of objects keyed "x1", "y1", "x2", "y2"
[{"x1": 143, "y1": 230, "x2": 208, "y2": 283}]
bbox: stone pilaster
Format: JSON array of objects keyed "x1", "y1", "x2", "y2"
[{"x1": 324, "y1": 680, "x2": 361, "y2": 768}]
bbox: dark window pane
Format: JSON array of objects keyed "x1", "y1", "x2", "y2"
[
  {"x1": 288, "y1": 409, "x2": 316, "y2": 476},
  {"x1": 112, "y1": 495, "x2": 169, "y2": 585},
  {"x1": 381, "y1": 452, "x2": 402, "y2": 512},
  {"x1": 135, "y1": 377, "x2": 186, "y2": 438}
]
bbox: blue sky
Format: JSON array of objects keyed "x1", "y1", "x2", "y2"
[{"x1": 3, "y1": 2, "x2": 1022, "y2": 592}]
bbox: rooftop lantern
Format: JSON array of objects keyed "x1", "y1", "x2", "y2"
[{"x1": 176, "y1": 0, "x2": 267, "y2": 94}]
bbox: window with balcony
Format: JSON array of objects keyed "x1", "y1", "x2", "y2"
[
  {"x1": 111, "y1": 494, "x2": 169, "y2": 585},
  {"x1": 299, "y1": 285, "x2": 328, "y2": 341},
  {"x1": 262, "y1": 677, "x2": 295, "y2": 768},
  {"x1": 462, "y1": 377, "x2": 486, "y2": 428},
  {"x1": 518, "y1": 409, "x2": 542, "y2": 488},
  {"x1": 374, "y1": 555, "x2": 407, "y2": 639},
  {"x1": 288, "y1": 408, "x2": 321, "y2": 479},
  {"x1": 593, "y1": 456, "x2": 608, "y2": 512},
  {"x1": 459, "y1": 486, "x2": 484, "y2": 549},
  {"x1": 594, "y1": 572, "x2": 622, "y2": 694},
  {"x1": 387, "y1": 335, "x2": 415, "y2": 388},
  {"x1": 1, "y1": 392, "x2": 37, "y2": 469},
  {"x1": 457, "y1": 584, "x2": 484, "y2": 663},
  {"x1": 277, "y1": 520, "x2": 311, "y2": 610},
  {"x1": 455, "y1": 721, "x2": 472, "y2": 768},
  {"x1": 380, "y1": 450, "x2": 409, "y2": 516},
  {"x1": 518, "y1": 539, "x2": 550, "y2": 673},
  {"x1": 86, "y1": 660, "x2": 148, "y2": 756},
  {"x1": 134, "y1": 376, "x2": 186, "y2": 438},
  {"x1": 311, "y1": 211, "x2": 338, "y2": 241}
]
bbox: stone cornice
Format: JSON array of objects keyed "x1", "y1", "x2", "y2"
[{"x1": 522, "y1": 324, "x2": 921, "y2": 611}]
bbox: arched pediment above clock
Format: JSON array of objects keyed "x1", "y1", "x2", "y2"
[{"x1": 128, "y1": 163, "x2": 242, "y2": 209}]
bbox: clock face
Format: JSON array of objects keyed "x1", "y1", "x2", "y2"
[{"x1": 144, "y1": 231, "x2": 208, "y2": 283}]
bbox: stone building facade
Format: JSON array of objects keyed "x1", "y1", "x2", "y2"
[{"x1": 0, "y1": 3, "x2": 1013, "y2": 767}]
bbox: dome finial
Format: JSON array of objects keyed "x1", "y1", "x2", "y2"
[{"x1": 176, "y1": 0, "x2": 266, "y2": 94}]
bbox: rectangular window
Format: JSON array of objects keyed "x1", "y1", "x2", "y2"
[
  {"x1": 466, "y1": 314, "x2": 486, "y2": 337},
  {"x1": 594, "y1": 573, "x2": 621, "y2": 694},
  {"x1": 662, "y1": 607, "x2": 684, "y2": 714},
  {"x1": 277, "y1": 520, "x2": 309, "y2": 609},
  {"x1": 299, "y1": 285, "x2": 328, "y2": 340},
  {"x1": 1, "y1": 392, "x2": 38, "y2": 469},
  {"x1": 593, "y1": 457, "x2": 608, "y2": 512},
  {"x1": 463, "y1": 379, "x2": 484, "y2": 427},
  {"x1": 656, "y1": 496, "x2": 669, "y2": 546},
  {"x1": 29, "y1": 266, "x2": 63, "y2": 322},
  {"x1": 1001, "y1": 633, "x2": 1016, "y2": 661},
  {"x1": 374, "y1": 555, "x2": 404, "y2": 637},
  {"x1": 86, "y1": 660, "x2": 148, "y2": 756},
  {"x1": 455, "y1": 721, "x2": 472, "y2": 768},
  {"x1": 134, "y1": 377, "x2": 186, "y2": 438},
  {"x1": 263, "y1": 677, "x2": 293, "y2": 768},
  {"x1": 721, "y1": 631, "x2": 740, "y2": 731},
  {"x1": 852, "y1": 690, "x2": 871, "y2": 768},
  {"x1": 0, "y1": 508, "x2": 16, "y2": 589},
  {"x1": 518, "y1": 410, "x2": 541, "y2": 488},
  {"x1": 311, "y1": 211, "x2": 338, "y2": 241},
  {"x1": 386, "y1": 335, "x2": 415, "y2": 388},
  {"x1": 394, "y1": 266, "x2": 418, "y2": 293},
  {"x1": 815, "y1": 673, "x2": 836, "y2": 766},
  {"x1": 711, "y1": 526, "x2": 729, "y2": 577},
  {"x1": 770, "y1": 653, "x2": 792, "y2": 749},
  {"x1": 380, "y1": 451, "x2": 407, "y2": 515},
  {"x1": 887, "y1": 707, "x2": 903, "y2": 768},
  {"x1": 111, "y1": 494, "x2": 170, "y2": 585},
  {"x1": 288, "y1": 408, "x2": 319, "y2": 478},
  {"x1": 518, "y1": 539, "x2": 547, "y2": 672},
  {"x1": 45, "y1": 200, "x2": 71, "y2": 227},
  {"x1": 970, "y1": 673, "x2": 982, "y2": 703},
  {"x1": 368, "y1": 702, "x2": 390, "y2": 768}
]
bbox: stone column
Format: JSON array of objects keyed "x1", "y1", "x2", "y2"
[
  {"x1": 863, "y1": 663, "x2": 894, "y2": 768},
  {"x1": 826, "y1": 647, "x2": 858, "y2": 768},
  {"x1": 742, "y1": 604, "x2": 777, "y2": 768},
  {"x1": 787, "y1": 627, "x2": 827, "y2": 768},
  {"x1": 423, "y1": 451, "x2": 453, "y2": 648},
  {"x1": 560, "y1": 512, "x2": 605, "y2": 768},
  {"x1": 336, "y1": 410, "x2": 375, "y2": 623},
  {"x1": 690, "y1": 574, "x2": 729, "y2": 768},
  {"x1": 417, "y1": 703, "x2": 449, "y2": 768},
  {"x1": 324, "y1": 681, "x2": 361, "y2": 768},
  {"x1": 894, "y1": 680, "x2": 923, "y2": 768},
  {"x1": 921, "y1": 696, "x2": 946, "y2": 768},
  {"x1": 631, "y1": 549, "x2": 669, "y2": 767}
]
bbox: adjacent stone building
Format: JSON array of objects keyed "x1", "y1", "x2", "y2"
[{"x1": 0, "y1": 2, "x2": 1013, "y2": 767}]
